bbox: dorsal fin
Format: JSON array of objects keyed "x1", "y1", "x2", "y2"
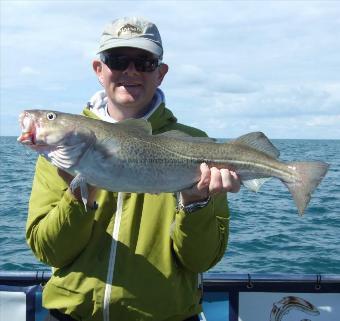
[
  {"x1": 232, "y1": 132, "x2": 280, "y2": 158},
  {"x1": 115, "y1": 118, "x2": 152, "y2": 134},
  {"x1": 157, "y1": 130, "x2": 216, "y2": 143}
]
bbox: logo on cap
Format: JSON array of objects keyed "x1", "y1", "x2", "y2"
[{"x1": 118, "y1": 24, "x2": 142, "y2": 37}]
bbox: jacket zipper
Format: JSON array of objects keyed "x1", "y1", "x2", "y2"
[{"x1": 103, "y1": 192, "x2": 123, "y2": 321}]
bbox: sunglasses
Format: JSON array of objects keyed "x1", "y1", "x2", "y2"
[{"x1": 100, "y1": 52, "x2": 161, "y2": 72}]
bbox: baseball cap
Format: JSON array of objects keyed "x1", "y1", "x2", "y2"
[{"x1": 97, "y1": 17, "x2": 163, "y2": 58}]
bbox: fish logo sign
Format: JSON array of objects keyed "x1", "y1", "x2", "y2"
[{"x1": 270, "y1": 296, "x2": 320, "y2": 321}]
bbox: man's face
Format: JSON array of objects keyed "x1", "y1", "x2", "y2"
[{"x1": 94, "y1": 47, "x2": 168, "y2": 116}]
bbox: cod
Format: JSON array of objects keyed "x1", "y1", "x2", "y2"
[{"x1": 18, "y1": 110, "x2": 329, "y2": 215}]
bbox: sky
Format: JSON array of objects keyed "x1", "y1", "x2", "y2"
[{"x1": 1, "y1": 0, "x2": 340, "y2": 139}]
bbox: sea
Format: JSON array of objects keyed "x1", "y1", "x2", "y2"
[{"x1": 0, "y1": 136, "x2": 339, "y2": 275}]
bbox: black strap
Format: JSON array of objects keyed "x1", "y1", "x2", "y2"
[
  {"x1": 183, "y1": 315, "x2": 200, "y2": 321},
  {"x1": 48, "y1": 309, "x2": 199, "y2": 321},
  {"x1": 49, "y1": 309, "x2": 77, "y2": 321}
]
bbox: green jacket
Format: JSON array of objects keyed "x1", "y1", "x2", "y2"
[{"x1": 26, "y1": 103, "x2": 230, "y2": 321}]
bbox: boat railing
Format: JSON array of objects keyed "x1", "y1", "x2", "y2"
[{"x1": 1, "y1": 271, "x2": 339, "y2": 321}]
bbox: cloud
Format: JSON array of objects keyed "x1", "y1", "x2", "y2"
[
  {"x1": 187, "y1": 113, "x2": 340, "y2": 139},
  {"x1": 306, "y1": 115, "x2": 340, "y2": 127},
  {"x1": 165, "y1": 81, "x2": 340, "y2": 138},
  {"x1": 20, "y1": 66, "x2": 40, "y2": 76},
  {"x1": 211, "y1": 73, "x2": 262, "y2": 94},
  {"x1": 211, "y1": 84, "x2": 340, "y2": 117},
  {"x1": 168, "y1": 64, "x2": 261, "y2": 94}
]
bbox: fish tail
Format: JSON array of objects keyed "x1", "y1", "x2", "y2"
[{"x1": 284, "y1": 161, "x2": 329, "y2": 215}]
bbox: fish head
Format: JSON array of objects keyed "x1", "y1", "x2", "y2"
[{"x1": 17, "y1": 110, "x2": 93, "y2": 153}]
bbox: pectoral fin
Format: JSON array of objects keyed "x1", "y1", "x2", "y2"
[
  {"x1": 242, "y1": 177, "x2": 272, "y2": 192},
  {"x1": 70, "y1": 173, "x2": 89, "y2": 211}
]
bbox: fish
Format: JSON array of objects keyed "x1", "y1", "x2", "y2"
[
  {"x1": 270, "y1": 296, "x2": 320, "y2": 321},
  {"x1": 18, "y1": 110, "x2": 329, "y2": 214}
]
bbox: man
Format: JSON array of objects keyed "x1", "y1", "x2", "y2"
[{"x1": 27, "y1": 17, "x2": 240, "y2": 321}]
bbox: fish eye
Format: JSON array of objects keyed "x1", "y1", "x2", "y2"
[{"x1": 46, "y1": 112, "x2": 56, "y2": 121}]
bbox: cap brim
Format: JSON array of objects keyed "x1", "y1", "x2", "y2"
[{"x1": 97, "y1": 38, "x2": 162, "y2": 57}]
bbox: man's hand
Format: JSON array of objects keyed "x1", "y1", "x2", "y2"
[
  {"x1": 57, "y1": 169, "x2": 97, "y2": 208},
  {"x1": 180, "y1": 163, "x2": 241, "y2": 206}
]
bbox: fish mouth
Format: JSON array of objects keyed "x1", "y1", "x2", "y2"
[
  {"x1": 17, "y1": 111, "x2": 36, "y2": 145},
  {"x1": 17, "y1": 111, "x2": 53, "y2": 153}
]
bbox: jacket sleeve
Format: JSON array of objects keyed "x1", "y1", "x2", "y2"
[
  {"x1": 171, "y1": 193, "x2": 229, "y2": 273},
  {"x1": 26, "y1": 156, "x2": 96, "y2": 268}
]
